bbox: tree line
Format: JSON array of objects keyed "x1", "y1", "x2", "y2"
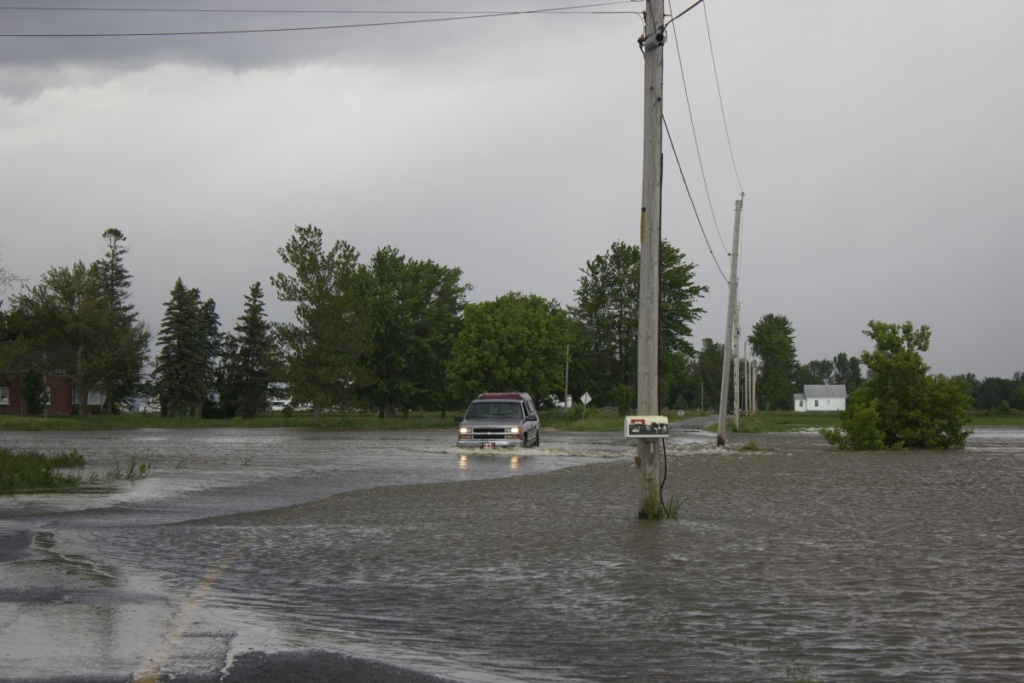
[
  {"x1": 3, "y1": 228, "x2": 1018, "y2": 425},
  {"x1": 1, "y1": 226, "x2": 714, "y2": 423}
]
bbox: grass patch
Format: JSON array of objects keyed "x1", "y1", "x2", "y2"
[
  {"x1": 0, "y1": 447, "x2": 86, "y2": 491},
  {"x1": 966, "y1": 411, "x2": 1024, "y2": 427}
]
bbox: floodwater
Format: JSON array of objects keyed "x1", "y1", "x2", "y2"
[{"x1": 1, "y1": 427, "x2": 1023, "y2": 682}]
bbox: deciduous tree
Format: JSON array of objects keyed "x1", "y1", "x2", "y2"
[
  {"x1": 822, "y1": 321, "x2": 972, "y2": 450},
  {"x1": 359, "y1": 247, "x2": 468, "y2": 418},
  {"x1": 569, "y1": 240, "x2": 706, "y2": 405},
  {"x1": 271, "y1": 225, "x2": 363, "y2": 425},
  {"x1": 447, "y1": 292, "x2": 569, "y2": 407}
]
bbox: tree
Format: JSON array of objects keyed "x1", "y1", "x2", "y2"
[
  {"x1": 153, "y1": 279, "x2": 219, "y2": 418},
  {"x1": 9, "y1": 261, "x2": 106, "y2": 415},
  {"x1": 822, "y1": 321, "x2": 972, "y2": 450},
  {"x1": 221, "y1": 282, "x2": 277, "y2": 419},
  {"x1": 694, "y1": 337, "x2": 725, "y2": 410},
  {"x1": 271, "y1": 225, "x2": 364, "y2": 425},
  {"x1": 748, "y1": 313, "x2": 799, "y2": 410},
  {"x1": 447, "y1": 292, "x2": 570, "y2": 407},
  {"x1": 89, "y1": 229, "x2": 149, "y2": 413},
  {"x1": 569, "y1": 240, "x2": 706, "y2": 406},
  {"x1": 359, "y1": 247, "x2": 469, "y2": 418},
  {"x1": 833, "y1": 352, "x2": 862, "y2": 390}
]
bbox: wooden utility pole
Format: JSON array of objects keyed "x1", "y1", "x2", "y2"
[
  {"x1": 716, "y1": 195, "x2": 744, "y2": 446},
  {"x1": 637, "y1": 0, "x2": 665, "y2": 516},
  {"x1": 733, "y1": 310, "x2": 740, "y2": 429},
  {"x1": 564, "y1": 344, "x2": 570, "y2": 407}
]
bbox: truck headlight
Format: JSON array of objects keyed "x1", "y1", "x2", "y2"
[{"x1": 509, "y1": 427, "x2": 520, "y2": 434}]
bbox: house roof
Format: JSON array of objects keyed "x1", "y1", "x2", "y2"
[{"x1": 802, "y1": 385, "x2": 847, "y2": 400}]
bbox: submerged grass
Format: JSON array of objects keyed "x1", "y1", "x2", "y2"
[
  {"x1": 0, "y1": 447, "x2": 86, "y2": 491},
  {"x1": 0, "y1": 447, "x2": 149, "y2": 491}
]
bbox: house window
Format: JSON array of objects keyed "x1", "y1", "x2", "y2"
[
  {"x1": 814, "y1": 400, "x2": 819, "y2": 407},
  {"x1": 45, "y1": 386, "x2": 52, "y2": 406},
  {"x1": 0, "y1": 386, "x2": 9, "y2": 405}
]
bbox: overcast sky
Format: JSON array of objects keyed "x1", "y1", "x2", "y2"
[{"x1": 2, "y1": 0, "x2": 1021, "y2": 379}]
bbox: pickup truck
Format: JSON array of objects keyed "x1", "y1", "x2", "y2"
[{"x1": 455, "y1": 392, "x2": 540, "y2": 448}]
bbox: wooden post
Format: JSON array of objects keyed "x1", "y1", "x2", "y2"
[{"x1": 637, "y1": 0, "x2": 665, "y2": 516}]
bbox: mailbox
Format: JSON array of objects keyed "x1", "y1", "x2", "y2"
[{"x1": 624, "y1": 415, "x2": 669, "y2": 438}]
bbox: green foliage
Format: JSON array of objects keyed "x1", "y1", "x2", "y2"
[
  {"x1": 271, "y1": 225, "x2": 365, "y2": 424},
  {"x1": 0, "y1": 447, "x2": 85, "y2": 490},
  {"x1": 104, "y1": 456, "x2": 148, "y2": 480},
  {"x1": 20, "y1": 367, "x2": 48, "y2": 417},
  {"x1": 609, "y1": 384, "x2": 636, "y2": 417},
  {"x1": 824, "y1": 321, "x2": 972, "y2": 450},
  {"x1": 90, "y1": 229, "x2": 150, "y2": 412},
  {"x1": 447, "y1": 292, "x2": 570, "y2": 406},
  {"x1": 220, "y1": 282, "x2": 278, "y2": 419},
  {"x1": 5, "y1": 231, "x2": 148, "y2": 417},
  {"x1": 568, "y1": 240, "x2": 706, "y2": 408},
  {"x1": 748, "y1": 313, "x2": 799, "y2": 410},
  {"x1": 359, "y1": 246, "x2": 468, "y2": 418},
  {"x1": 694, "y1": 337, "x2": 725, "y2": 408},
  {"x1": 153, "y1": 278, "x2": 220, "y2": 418}
]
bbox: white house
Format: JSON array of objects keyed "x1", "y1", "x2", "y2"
[{"x1": 794, "y1": 385, "x2": 847, "y2": 412}]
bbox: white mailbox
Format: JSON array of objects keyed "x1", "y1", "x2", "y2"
[{"x1": 623, "y1": 415, "x2": 669, "y2": 438}]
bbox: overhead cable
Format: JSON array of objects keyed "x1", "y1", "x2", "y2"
[
  {"x1": 666, "y1": 0, "x2": 728, "y2": 254},
  {"x1": 702, "y1": 1, "x2": 743, "y2": 193},
  {"x1": 663, "y1": 116, "x2": 728, "y2": 284},
  {"x1": 0, "y1": 1, "x2": 635, "y2": 37}
]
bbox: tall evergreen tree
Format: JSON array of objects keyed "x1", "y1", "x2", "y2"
[
  {"x1": 90, "y1": 229, "x2": 149, "y2": 413},
  {"x1": 222, "y1": 282, "x2": 276, "y2": 419},
  {"x1": 153, "y1": 279, "x2": 218, "y2": 418},
  {"x1": 271, "y1": 225, "x2": 364, "y2": 425}
]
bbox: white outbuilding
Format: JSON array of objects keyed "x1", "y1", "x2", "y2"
[{"x1": 794, "y1": 385, "x2": 847, "y2": 412}]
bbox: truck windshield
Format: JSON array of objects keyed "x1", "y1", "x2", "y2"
[{"x1": 465, "y1": 401, "x2": 523, "y2": 419}]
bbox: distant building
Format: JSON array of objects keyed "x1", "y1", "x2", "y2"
[
  {"x1": 0, "y1": 373, "x2": 105, "y2": 416},
  {"x1": 794, "y1": 384, "x2": 847, "y2": 412}
]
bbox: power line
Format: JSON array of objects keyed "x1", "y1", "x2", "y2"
[
  {"x1": 0, "y1": 2, "x2": 637, "y2": 37},
  {"x1": 665, "y1": 0, "x2": 728, "y2": 254},
  {"x1": 662, "y1": 116, "x2": 728, "y2": 284},
  {"x1": 0, "y1": 3, "x2": 637, "y2": 14},
  {"x1": 702, "y1": 1, "x2": 743, "y2": 193}
]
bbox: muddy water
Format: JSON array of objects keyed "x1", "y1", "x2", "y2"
[{"x1": 2, "y1": 428, "x2": 1023, "y2": 682}]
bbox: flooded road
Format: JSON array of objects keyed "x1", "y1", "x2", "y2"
[{"x1": 2, "y1": 427, "x2": 1022, "y2": 682}]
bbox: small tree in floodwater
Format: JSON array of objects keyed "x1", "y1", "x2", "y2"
[{"x1": 822, "y1": 321, "x2": 972, "y2": 450}]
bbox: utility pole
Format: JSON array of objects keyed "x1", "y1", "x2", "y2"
[
  {"x1": 733, "y1": 309, "x2": 740, "y2": 430},
  {"x1": 637, "y1": 0, "x2": 665, "y2": 516},
  {"x1": 564, "y1": 344, "x2": 570, "y2": 408},
  {"x1": 716, "y1": 195, "x2": 744, "y2": 446}
]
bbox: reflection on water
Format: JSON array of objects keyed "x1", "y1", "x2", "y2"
[{"x1": 3, "y1": 428, "x2": 1023, "y2": 682}]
